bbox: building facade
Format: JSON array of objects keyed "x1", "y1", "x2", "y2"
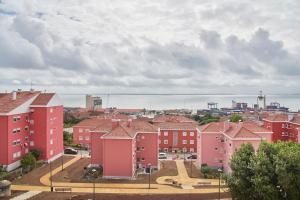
[
  {"x1": 86, "y1": 95, "x2": 102, "y2": 111},
  {"x1": 89, "y1": 118, "x2": 158, "y2": 178},
  {"x1": 263, "y1": 114, "x2": 300, "y2": 142},
  {"x1": 197, "y1": 121, "x2": 273, "y2": 172},
  {"x1": 0, "y1": 91, "x2": 63, "y2": 171},
  {"x1": 153, "y1": 115, "x2": 199, "y2": 153}
]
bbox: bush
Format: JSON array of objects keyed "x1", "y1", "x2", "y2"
[
  {"x1": 230, "y1": 114, "x2": 243, "y2": 122},
  {"x1": 30, "y1": 149, "x2": 42, "y2": 160},
  {"x1": 21, "y1": 153, "x2": 36, "y2": 172}
]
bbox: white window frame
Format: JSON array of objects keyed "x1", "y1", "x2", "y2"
[
  {"x1": 164, "y1": 140, "x2": 168, "y2": 144},
  {"x1": 182, "y1": 132, "x2": 187, "y2": 136},
  {"x1": 164, "y1": 131, "x2": 168, "y2": 136},
  {"x1": 182, "y1": 140, "x2": 187, "y2": 144},
  {"x1": 190, "y1": 132, "x2": 195, "y2": 136},
  {"x1": 190, "y1": 140, "x2": 194, "y2": 144}
]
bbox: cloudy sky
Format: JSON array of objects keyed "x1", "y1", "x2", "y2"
[{"x1": 0, "y1": 0, "x2": 300, "y2": 94}]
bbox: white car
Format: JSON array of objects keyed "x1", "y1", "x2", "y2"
[{"x1": 159, "y1": 152, "x2": 167, "y2": 159}]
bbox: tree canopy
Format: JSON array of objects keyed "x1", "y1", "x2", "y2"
[
  {"x1": 226, "y1": 142, "x2": 300, "y2": 200},
  {"x1": 229, "y1": 114, "x2": 243, "y2": 122}
]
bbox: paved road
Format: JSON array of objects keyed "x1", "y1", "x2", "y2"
[{"x1": 12, "y1": 156, "x2": 227, "y2": 194}]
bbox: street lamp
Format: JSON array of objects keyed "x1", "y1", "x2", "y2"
[
  {"x1": 218, "y1": 168, "x2": 223, "y2": 200},
  {"x1": 190, "y1": 154, "x2": 193, "y2": 178},
  {"x1": 146, "y1": 163, "x2": 151, "y2": 189},
  {"x1": 91, "y1": 169, "x2": 97, "y2": 200},
  {"x1": 61, "y1": 154, "x2": 64, "y2": 171},
  {"x1": 49, "y1": 161, "x2": 53, "y2": 192}
]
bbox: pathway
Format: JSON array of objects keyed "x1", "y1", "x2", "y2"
[
  {"x1": 10, "y1": 191, "x2": 42, "y2": 200},
  {"x1": 11, "y1": 156, "x2": 227, "y2": 194}
]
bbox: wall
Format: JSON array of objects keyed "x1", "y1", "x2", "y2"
[
  {"x1": 73, "y1": 126, "x2": 92, "y2": 149},
  {"x1": 102, "y1": 139, "x2": 133, "y2": 178},
  {"x1": 136, "y1": 132, "x2": 158, "y2": 168},
  {"x1": 90, "y1": 132, "x2": 105, "y2": 165},
  {"x1": 0, "y1": 116, "x2": 8, "y2": 165}
]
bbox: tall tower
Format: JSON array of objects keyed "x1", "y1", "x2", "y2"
[{"x1": 257, "y1": 90, "x2": 266, "y2": 110}]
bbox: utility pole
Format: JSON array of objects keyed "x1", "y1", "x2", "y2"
[{"x1": 49, "y1": 161, "x2": 53, "y2": 192}]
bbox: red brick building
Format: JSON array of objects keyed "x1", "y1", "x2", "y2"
[
  {"x1": 0, "y1": 91, "x2": 63, "y2": 171},
  {"x1": 263, "y1": 114, "x2": 300, "y2": 142},
  {"x1": 153, "y1": 115, "x2": 199, "y2": 153},
  {"x1": 87, "y1": 118, "x2": 158, "y2": 178}
]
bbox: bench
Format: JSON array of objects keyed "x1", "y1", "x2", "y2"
[{"x1": 54, "y1": 187, "x2": 72, "y2": 192}]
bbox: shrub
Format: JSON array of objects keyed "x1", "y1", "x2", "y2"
[
  {"x1": 230, "y1": 114, "x2": 243, "y2": 122},
  {"x1": 30, "y1": 149, "x2": 42, "y2": 160},
  {"x1": 21, "y1": 153, "x2": 36, "y2": 172}
]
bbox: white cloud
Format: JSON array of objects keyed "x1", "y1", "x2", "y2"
[{"x1": 0, "y1": 0, "x2": 299, "y2": 94}]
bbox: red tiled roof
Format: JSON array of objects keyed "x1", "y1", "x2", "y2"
[
  {"x1": 73, "y1": 118, "x2": 106, "y2": 127},
  {"x1": 89, "y1": 119, "x2": 158, "y2": 139},
  {"x1": 31, "y1": 93, "x2": 55, "y2": 106},
  {"x1": 264, "y1": 114, "x2": 288, "y2": 122},
  {"x1": 154, "y1": 122, "x2": 198, "y2": 130},
  {"x1": 201, "y1": 121, "x2": 271, "y2": 139},
  {"x1": 0, "y1": 91, "x2": 40, "y2": 113},
  {"x1": 290, "y1": 115, "x2": 300, "y2": 124},
  {"x1": 153, "y1": 115, "x2": 197, "y2": 123}
]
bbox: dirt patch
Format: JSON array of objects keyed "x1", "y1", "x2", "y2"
[
  {"x1": 52, "y1": 159, "x2": 178, "y2": 184},
  {"x1": 29, "y1": 192, "x2": 231, "y2": 200},
  {"x1": 13, "y1": 156, "x2": 74, "y2": 186},
  {"x1": 184, "y1": 161, "x2": 204, "y2": 178}
]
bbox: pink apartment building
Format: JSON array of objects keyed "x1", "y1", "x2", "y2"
[
  {"x1": 77, "y1": 118, "x2": 159, "y2": 178},
  {"x1": 73, "y1": 114, "x2": 129, "y2": 149},
  {"x1": 153, "y1": 115, "x2": 199, "y2": 153},
  {"x1": 0, "y1": 91, "x2": 63, "y2": 171},
  {"x1": 197, "y1": 121, "x2": 273, "y2": 172}
]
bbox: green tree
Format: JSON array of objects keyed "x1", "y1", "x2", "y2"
[
  {"x1": 230, "y1": 114, "x2": 243, "y2": 122},
  {"x1": 226, "y1": 143, "x2": 256, "y2": 199},
  {"x1": 0, "y1": 165, "x2": 7, "y2": 180},
  {"x1": 226, "y1": 142, "x2": 300, "y2": 200},
  {"x1": 30, "y1": 149, "x2": 42, "y2": 160},
  {"x1": 64, "y1": 131, "x2": 73, "y2": 145},
  {"x1": 21, "y1": 153, "x2": 36, "y2": 171}
]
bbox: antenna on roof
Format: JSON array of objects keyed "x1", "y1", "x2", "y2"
[{"x1": 30, "y1": 80, "x2": 35, "y2": 93}]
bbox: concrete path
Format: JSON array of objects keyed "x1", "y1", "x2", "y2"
[
  {"x1": 156, "y1": 160, "x2": 218, "y2": 186},
  {"x1": 11, "y1": 157, "x2": 227, "y2": 194},
  {"x1": 10, "y1": 191, "x2": 42, "y2": 200}
]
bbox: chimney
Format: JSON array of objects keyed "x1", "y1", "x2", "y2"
[
  {"x1": 12, "y1": 91, "x2": 17, "y2": 100},
  {"x1": 112, "y1": 119, "x2": 120, "y2": 129},
  {"x1": 127, "y1": 119, "x2": 132, "y2": 127},
  {"x1": 224, "y1": 120, "x2": 230, "y2": 132}
]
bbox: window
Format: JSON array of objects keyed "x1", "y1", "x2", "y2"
[
  {"x1": 182, "y1": 140, "x2": 187, "y2": 144},
  {"x1": 13, "y1": 151, "x2": 21, "y2": 159},
  {"x1": 190, "y1": 140, "x2": 194, "y2": 144},
  {"x1": 16, "y1": 128, "x2": 21, "y2": 133},
  {"x1": 24, "y1": 136, "x2": 29, "y2": 142},
  {"x1": 50, "y1": 108, "x2": 53, "y2": 113},
  {"x1": 214, "y1": 147, "x2": 218, "y2": 150},
  {"x1": 30, "y1": 130, "x2": 34, "y2": 135},
  {"x1": 182, "y1": 148, "x2": 187, "y2": 152},
  {"x1": 25, "y1": 116, "x2": 29, "y2": 121},
  {"x1": 85, "y1": 136, "x2": 90, "y2": 141},
  {"x1": 164, "y1": 140, "x2": 168, "y2": 144},
  {"x1": 190, "y1": 148, "x2": 194, "y2": 152},
  {"x1": 12, "y1": 139, "x2": 21, "y2": 146},
  {"x1": 25, "y1": 126, "x2": 29, "y2": 131},
  {"x1": 50, "y1": 150, "x2": 53, "y2": 156},
  {"x1": 50, "y1": 139, "x2": 53, "y2": 145},
  {"x1": 50, "y1": 129, "x2": 53, "y2": 135},
  {"x1": 13, "y1": 116, "x2": 21, "y2": 122},
  {"x1": 190, "y1": 132, "x2": 195, "y2": 136},
  {"x1": 79, "y1": 136, "x2": 83, "y2": 141},
  {"x1": 25, "y1": 148, "x2": 29, "y2": 153},
  {"x1": 164, "y1": 131, "x2": 168, "y2": 136},
  {"x1": 158, "y1": 132, "x2": 161, "y2": 136},
  {"x1": 164, "y1": 148, "x2": 168, "y2": 152},
  {"x1": 85, "y1": 129, "x2": 90, "y2": 132},
  {"x1": 30, "y1": 120, "x2": 34, "y2": 125},
  {"x1": 182, "y1": 132, "x2": 187, "y2": 136},
  {"x1": 79, "y1": 128, "x2": 83, "y2": 133},
  {"x1": 30, "y1": 141, "x2": 34, "y2": 146}
]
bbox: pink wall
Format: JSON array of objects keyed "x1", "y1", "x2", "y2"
[
  {"x1": 73, "y1": 126, "x2": 92, "y2": 148},
  {"x1": 159, "y1": 129, "x2": 197, "y2": 152},
  {"x1": 102, "y1": 139, "x2": 134, "y2": 178},
  {"x1": 198, "y1": 133, "x2": 223, "y2": 168},
  {"x1": 136, "y1": 133, "x2": 158, "y2": 168},
  {"x1": 91, "y1": 132, "x2": 105, "y2": 165},
  {"x1": 0, "y1": 116, "x2": 8, "y2": 165}
]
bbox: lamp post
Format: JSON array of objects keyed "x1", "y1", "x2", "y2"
[
  {"x1": 218, "y1": 168, "x2": 223, "y2": 200},
  {"x1": 92, "y1": 169, "x2": 97, "y2": 200},
  {"x1": 49, "y1": 161, "x2": 53, "y2": 192},
  {"x1": 190, "y1": 154, "x2": 193, "y2": 178},
  {"x1": 61, "y1": 155, "x2": 64, "y2": 171},
  {"x1": 146, "y1": 163, "x2": 151, "y2": 189}
]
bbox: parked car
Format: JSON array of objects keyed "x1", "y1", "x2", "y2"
[
  {"x1": 159, "y1": 152, "x2": 167, "y2": 159},
  {"x1": 64, "y1": 148, "x2": 78, "y2": 155},
  {"x1": 187, "y1": 154, "x2": 197, "y2": 159}
]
